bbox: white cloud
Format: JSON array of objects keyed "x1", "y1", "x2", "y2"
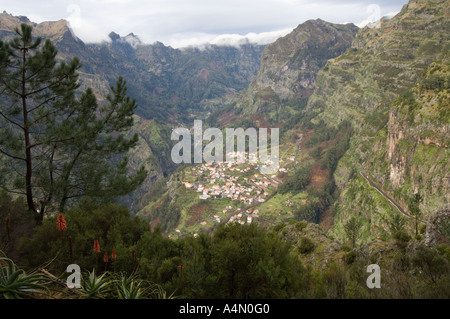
[
  {"x1": 170, "y1": 28, "x2": 293, "y2": 49},
  {"x1": 1, "y1": 0, "x2": 408, "y2": 47},
  {"x1": 65, "y1": 3, "x2": 110, "y2": 42},
  {"x1": 356, "y1": 4, "x2": 399, "y2": 28}
]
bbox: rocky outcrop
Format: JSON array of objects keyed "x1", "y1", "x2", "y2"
[
  {"x1": 307, "y1": 0, "x2": 450, "y2": 242},
  {"x1": 424, "y1": 204, "x2": 450, "y2": 247},
  {"x1": 0, "y1": 12, "x2": 81, "y2": 44},
  {"x1": 109, "y1": 31, "x2": 142, "y2": 48},
  {"x1": 256, "y1": 19, "x2": 358, "y2": 100},
  {"x1": 235, "y1": 19, "x2": 358, "y2": 116},
  {"x1": 387, "y1": 110, "x2": 409, "y2": 188},
  {"x1": 385, "y1": 57, "x2": 450, "y2": 211}
]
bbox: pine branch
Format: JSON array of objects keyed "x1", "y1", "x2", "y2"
[
  {"x1": 0, "y1": 78, "x2": 22, "y2": 97},
  {"x1": 24, "y1": 74, "x2": 74, "y2": 97},
  {"x1": 0, "y1": 185, "x2": 27, "y2": 196},
  {"x1": 0, "y1": 110, "x2": 25, "y2": 130},
  {"x1": 0, "y1": 147, "x2": 26, "y2": 161}
]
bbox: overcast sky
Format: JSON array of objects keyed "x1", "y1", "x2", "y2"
[{"x1": 2, "y1": 0, "x2": 408, "y2": 48}]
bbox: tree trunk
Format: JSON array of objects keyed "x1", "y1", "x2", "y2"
[
  {"x1": 21, "y1": 46, "x2": 38, "y2": 220},
  {"x1": 20, "y1": 46, "x2": 41, "y2": 225},
  {"x1": 415, "y1": 216, "x2": 418, "y2": 237}
]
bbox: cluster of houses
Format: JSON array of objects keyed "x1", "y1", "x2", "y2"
[
  {"x1": 226, "y1": 208, "x2": 259, "y2": 225},
  {"x1": 183, "y1": 158, "x2": 285, "y2": 205},
  {"x1": 174, "y1": 207, "x2": 260, "y2": 238},
  {"x1": 201, "y1": 207, "x2": 260, "y2": 229},
  {"x1": 174, "y1": 153, "x2": 293, "y2": 237}
]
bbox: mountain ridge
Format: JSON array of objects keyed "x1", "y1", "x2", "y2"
[
  {"x1": 0, "y1": 12, "x2": 267, "y2": 213},
  {"x1": 305, "y1": 0, "x2": 449, "y2": 242},
  {"x1": 1, "y1": 1, "x2": 448, "y2": 242},
  {"x1": 230, "y1": 19, "x2": 359, "y2": 122}
]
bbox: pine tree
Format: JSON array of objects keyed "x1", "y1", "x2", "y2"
[
  {"x1": 388, "y1": 213, "x2": 406, "y2": 236},
  {"x1": 344, "y1": 216, "x2": 362, "y2": 248},
  {"x1": 408, "y1": 193, "x2": 423, "y2": 237},
  {"x1": 0, "y1": 24, "x2": 146, "y2": 223}
]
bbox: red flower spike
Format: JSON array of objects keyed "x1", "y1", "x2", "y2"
[
  {"x1": 178, "y1": 264, "x2": 184, "y2": 276},
  {"x1": 93, "y1": 240, "x2": 100, "y2": 253},
  {"x1": 56, "y1": 214, "x2": 67, "y2": 231},
  {"x1": 103, "y1": 252, "x2": 109, "y2": 263},
  {"x1": 111, "y1": 248, "x2": 117, "y2": 259}
]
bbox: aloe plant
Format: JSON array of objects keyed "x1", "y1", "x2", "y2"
[
  {"x1": 148, "y1": 283, "x2": 178, "y2": 299},
  {"x1": 0, "y1": 255, "x2": 49, "y2": 299},
  {"x1": 78, "y1": 269, "x2": 180, "y2": 299},
  {"x1": 114, "y1": 273, "x2": 149, "y2": 299},
  {"x1": 79, "y1": 269, "x2": 111, "y2": 299}
]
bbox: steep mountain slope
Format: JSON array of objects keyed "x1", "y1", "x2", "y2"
[
  {"x1": 0, "y1": 12, "x2": 264, "y2": 123},
  {"x1": 201, "y1": 0, "x2": 448, "y2": 245},
  {"x1": 0, "y1": 12, "x2": 265, "y2": 213},
  {"x1": 134, "y1": 20, "x2": 360, "y2": 235},
  {"x1": 1, "y1": 0, "x2": 447, "y2": 241},
  {"x1": 303, "y1": 0, "x2": 449, "y2": 242},
  {"x1": 231, "y1": 19, "x2": 358, "y2": 123}
]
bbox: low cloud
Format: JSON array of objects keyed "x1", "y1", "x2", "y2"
[
  {"x1": 169, "y1": 28, "x2": 293, "y2": 49},
  {"x1": 66, "y1": 4, "x2": 110, "y2": 43},
  {"x1": 355, "y1": 4, "x2": 399, "y2": 28}
]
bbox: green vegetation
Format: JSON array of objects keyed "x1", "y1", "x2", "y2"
[
  {"x1": 1, "y1": 189, "x2": 449, "y2": 299},
  {"x1": 0, "y1": 24, "x2": 147, "y2": 223},
  {"x1": 388, "y1": 213, "x2": 407, "y2": 236},
  {"x1": 278, "y1": 164, "x2": 311, "y2": 195},
  {"x1": 0, "y1": 253, "x2": 50, "y2": 299},
  {"x1": 344, "y1": 217, "x2": 362, "y2": 248},
  {"x1": 3, "y1": 197, "x2": 308, "y2": 298},
  {"x1": 298, "y1": 237, "x2": 316, "y2": 254},
  {"x1": 79, "y1": 269, "x2": 111, "y2": 299},
  {"x1": 1, "y1": 0, "x2": 450, "y2": 300},
  {"x1": 321, "y1": 124, "x2": 353, "y2": 172},
  {"x1": 408, "y1": 193, "x2": 424, "y2": 237}
]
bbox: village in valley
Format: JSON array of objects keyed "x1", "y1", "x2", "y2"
[{"x1": 173, "y1": 151, "x2": 296, "y2": 237}]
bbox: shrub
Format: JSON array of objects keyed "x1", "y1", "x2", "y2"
[
  {"x1": 80, "y1": 269, "x2": 112, "y2": 299},
  {"x1": 18, "y1": 204, "x2": 149, "y2": 274},
  {"x1": 298, "y1": 237, "x2": 316, "y2": 254},
  {"x1": 393, "y1": 230, "x2": 411, "y2": 251},
  {"x1": 412, "y1": 245, "x2": 450, "y2": 285},
  {"x1": 295, "y1": 221, "x2": 308, "y2": 232},
  {"x1": 343, "y1": 251, "x2": 358, "y2": 265}
]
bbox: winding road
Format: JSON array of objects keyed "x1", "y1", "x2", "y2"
[{"x1": 359, "y1": 171, "x2": 425, "y2": 225}]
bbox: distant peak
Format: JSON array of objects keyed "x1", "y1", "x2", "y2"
[
  {"x1": 108, "y1": 31, "x2": 142, "y2": 48},
  {"x1": 109, "y1": 31, "x2": 120, "y2": 41},
  {"x1": 0, "y1": 11, "x2": 31, "y2": 27}
]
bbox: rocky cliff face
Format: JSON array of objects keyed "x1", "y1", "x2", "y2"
[
  {"x1": 256, "y1": 19, "x2": 358, "y2": 100},
  {"x1": 0, "y1": 13, "x2": 75, "y2": 42},
  {"x1": 385, "y1": 58, "x2": 449, "y2": 211},
  {"x1": 306, "y1": 0, "x2": 450, "y2": 242},
  {"x1": 234, "y1": 19, "x2": 358, "y2": 118}
]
